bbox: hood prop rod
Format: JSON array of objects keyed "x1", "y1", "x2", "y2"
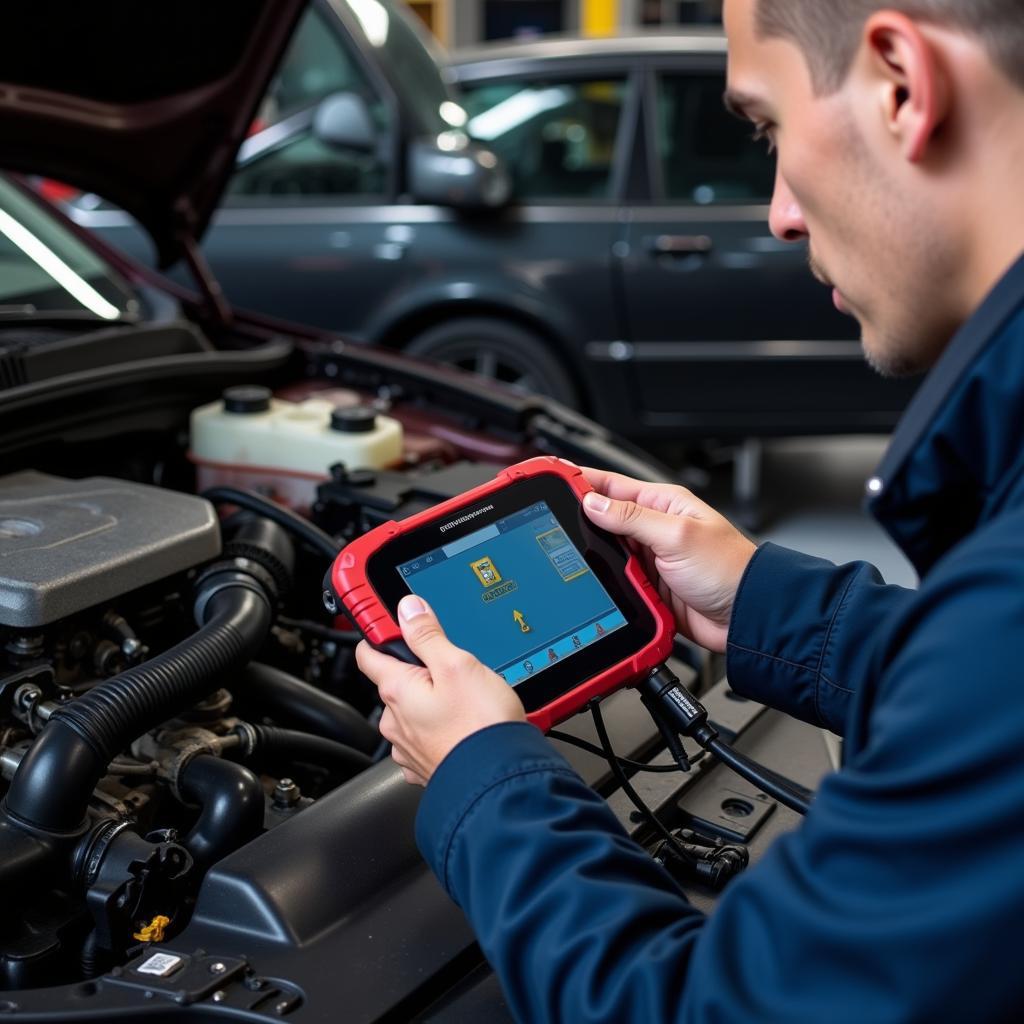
[{"x1": 176, "y1": 224, "x2": 233, "y2": 331}]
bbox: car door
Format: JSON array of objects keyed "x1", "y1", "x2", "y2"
[
  {"x1": 615, "y1": 61, "x2": 912, "y2": 439},
  {"x1": 454, "y1": 64, "x2": 639, "y2": 417}
]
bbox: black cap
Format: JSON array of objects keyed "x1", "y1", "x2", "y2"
[
  {"x1": 330, "y1": 405, "x2": 377, "y2": 433},
  {"x1": 223, "y1": 385, "x2": 272, "y2": 414}
]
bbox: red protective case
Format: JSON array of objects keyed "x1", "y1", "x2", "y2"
[{"x1": 329, "y1": 457, "x2": 675, "y2": 732}]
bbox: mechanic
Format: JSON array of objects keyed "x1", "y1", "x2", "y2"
[{"x1": 356, "y1": 0, "x2": 1024, "y2": 1019}]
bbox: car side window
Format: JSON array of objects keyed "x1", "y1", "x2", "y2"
[
  {"x1": 656, "y1": 73, "x2": 775, "y2": 204},
  {"x1": 226, "y1": 7, "x2": 390, "y2": 200},
  {"x1": 463, "y1": 78, "x2": 627, "y2": 200}
]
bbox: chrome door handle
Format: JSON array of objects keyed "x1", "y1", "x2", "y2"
[{"x1": 647, "y1": 234, "x2": 714, "y2": 256}]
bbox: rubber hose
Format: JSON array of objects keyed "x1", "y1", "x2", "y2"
[
  {"x1": 245, "y1": 725, "x2": 371, "y2": 781},
  {"x1": 80, "y1": 929, "x2": 103, "y2": 979},
  {"x1": 241, "y1": 663, "x2": 378, "y2": 755},
  {"x1": 0, "y1": 817, "x2": 54, "y2": 890},
  {"x1": 202, "y1": 486, "x2": 341, "y2": 561},
  {"x1": 5, "y1": 587, "x2": 272, "y2": 834},
  {"x1": 179, "y1": 755, "x2": 265, "y2": 869}
]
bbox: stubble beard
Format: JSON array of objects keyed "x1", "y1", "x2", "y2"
[{"x1": 807, "y1": 251, "x2": 945, "y2": 379}]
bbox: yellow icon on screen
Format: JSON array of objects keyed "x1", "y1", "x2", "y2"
[
  {"x1": 471, "y1": 556, "x2": 502, "y2": 587},
  {"x1": 513, "y1": 609, "x2": 531, "y2": 633}
]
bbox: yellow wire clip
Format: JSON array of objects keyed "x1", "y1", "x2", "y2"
[{"x1": 133, "y1": 914, "x2": 171, "y2": 943}]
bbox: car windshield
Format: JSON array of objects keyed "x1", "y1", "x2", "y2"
[
  {"x1": 334, "y1": 0, "x2": 457, "y2": 133},
  {"x1": 0, "y1": 176, "x2": 135, "y2": 321}
]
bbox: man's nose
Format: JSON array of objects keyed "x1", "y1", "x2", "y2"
[{"x1": 768, "y1": 167, "x2": 808, "y2": 242}]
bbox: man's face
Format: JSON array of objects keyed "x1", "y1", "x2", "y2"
[{"x1": 723, "y1": 0, "x2": 960, "y2": 376}]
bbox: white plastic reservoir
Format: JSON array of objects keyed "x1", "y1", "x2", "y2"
[{"x1": 190, "y1": 386, "x2": 403, "y2": 509}]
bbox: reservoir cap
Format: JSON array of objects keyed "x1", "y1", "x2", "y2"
[
  {"x1": 223, "y1": 386, "x2": 273, "y2": 414},
  {"x1": 330, "y1": 406, "x2": 377, "y2": 434}
]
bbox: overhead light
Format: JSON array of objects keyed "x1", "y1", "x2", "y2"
[
  {"x1": 468, "y1": 87, "x2": 571, "y2": 141},
  {"x1": 342, "y1": 0, "x2": 389, "y2": 46},
  {"x1": 440, "y1": 101, "x2": 468, "y2": 128},
  {"x1": 436, "y1": 130, "x2": 468, "y2": 152},
  {"x1": 0, "y1": 208, "x2": 120, "y2": 320}
]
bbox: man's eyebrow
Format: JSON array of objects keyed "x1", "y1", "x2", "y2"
[{"x1": 722, "y1": 89, "x2": 761, "y2": 120}]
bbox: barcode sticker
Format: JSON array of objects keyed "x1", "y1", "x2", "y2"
[{"x1": 135, "y1": 952, "x2": 183, "y2": 977}]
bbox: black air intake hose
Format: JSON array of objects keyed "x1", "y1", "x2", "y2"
[
  {"x1": 0, "y1": 817, "x2": 53, "y2": 890},
  {"x1": 179, "y1": 755, "x2": 265, "y2": 869},
  {"x1": 4, "y1": 564, "x2": 277, "y2": 835},
  {"x1": 238, "y1": 724, "x2": 371, "y2": 782},
  {"x1": 241, "y1": 663, "x2": 379, "y2": 755}
]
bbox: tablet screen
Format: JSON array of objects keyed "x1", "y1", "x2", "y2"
[{"x1": 396, "y1": 501, "x2": 627, "y2": 685}]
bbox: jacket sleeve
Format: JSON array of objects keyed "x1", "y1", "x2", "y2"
[
  {"x1": 416, "y1": 530, "x2": 1024, "y2": 1023},
  {"x1": 725, "y1": 541, "x2": 915, "y2": 734}
]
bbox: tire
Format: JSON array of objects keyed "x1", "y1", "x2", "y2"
[{"x1": 404, "y1": 318, "x2": 581, "y2": 408}]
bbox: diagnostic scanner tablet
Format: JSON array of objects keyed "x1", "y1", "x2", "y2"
[{"x1": 324, "y1": 457, "x2": 674, "y2": 732}]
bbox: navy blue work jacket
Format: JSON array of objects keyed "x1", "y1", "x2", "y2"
[{"x1": 416, "y1": 251, "x2": 1024, "y2": 1023}]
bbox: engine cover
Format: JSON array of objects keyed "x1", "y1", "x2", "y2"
[{"x1": 0, "y1": 471, "x2": 220, "y2": 628}]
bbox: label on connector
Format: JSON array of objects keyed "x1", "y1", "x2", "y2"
[{"x1": 667, "y1": 687, "x2": 702, "y2": 721}]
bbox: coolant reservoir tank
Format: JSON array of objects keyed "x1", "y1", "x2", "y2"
[{"x1": 190, "y1": 386, "x2": 403, "y2": 510}]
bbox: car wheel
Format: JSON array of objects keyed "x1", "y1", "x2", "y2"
[{"x1": 404, "y1": 318, "x2": 580, "y2": 407}]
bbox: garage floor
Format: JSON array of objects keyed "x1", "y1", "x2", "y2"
[{"x1": 708, "y1": 436, "x2": 918, "y2": 590}]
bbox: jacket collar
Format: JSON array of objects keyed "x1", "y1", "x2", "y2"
[{"x1": 867, "y1": 250, "x2": 1024, "y2": 576}]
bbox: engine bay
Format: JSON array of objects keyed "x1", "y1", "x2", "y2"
[
  {"x1": 0, "y1": 298, "x2": 677, "y2": 1011},
  {"x1": 0, "y1": 381, "x2": 526, "y2": 988},
  {"x1": 0, "y1": 309, "x2": 828, "y2": 1021}
]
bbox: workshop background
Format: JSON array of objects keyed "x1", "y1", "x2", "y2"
[{"x1": 0, "y1": 0, "x2": 925, "y2": 1018}]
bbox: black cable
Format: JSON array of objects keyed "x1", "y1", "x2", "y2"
[
  {"x1": 277, "y1": 615, "x2": 361, "y2": 644},
  {"x1": 202, "y1": 486, "x2": 341, "y2": 562},
  {"x1": 740, "y1": 759, "x2": 814, "y2": 805},
  {"x1": 548, "y1": 729, "x2": 704, "y2": 773},
  {"x1": 705, "y1": 739, "x2": 812, "y2": 815},
  {"x1": 589, "y1": 701, "x2": 697, "y2": 865},
  {"x1": 638, "y1": 666, "x2": 812, "y2": 816}
]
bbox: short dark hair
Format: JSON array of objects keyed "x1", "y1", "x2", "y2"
[{"x1": 755, "y1": 0, "x2": 1024, "y2": 93}]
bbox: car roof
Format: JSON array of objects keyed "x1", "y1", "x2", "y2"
[{"x1": 451, "y1": 29, "x2": 727, "y2": 76}]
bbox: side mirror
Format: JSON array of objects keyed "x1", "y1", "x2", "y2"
[
  {"x1": 313, "y1": 92, "x2": 377, "y2": 153},
  {"x1": 407, "y1": 136, "x2": 511, "y2": 209}
]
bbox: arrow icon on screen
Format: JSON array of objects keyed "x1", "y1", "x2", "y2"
[{"x1": 513, "y1": 610, "x2": 531, "y2": 633}]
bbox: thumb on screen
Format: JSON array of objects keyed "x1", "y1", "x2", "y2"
[{"x1": 397, "y1": 595, "x2": 463, "y2": 673}]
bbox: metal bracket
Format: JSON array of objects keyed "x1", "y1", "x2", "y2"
[
  {"x1": 107, "y1": 950, "x2": 303, "y2": 1015},
  {"x1": 679, "y1": 777, "x2": 776, "y2": 843}
]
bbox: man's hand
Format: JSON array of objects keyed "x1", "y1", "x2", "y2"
[
  {"x1": 581, "y1": 466, "x2": 757, "y2": 653},
  {"x1": 356, "y1": 595, "x2": 527, "y2": 786}
]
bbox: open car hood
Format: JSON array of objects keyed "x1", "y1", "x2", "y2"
[{"x1": 0, "y1": 0, "x2": 306, "y2": 267}]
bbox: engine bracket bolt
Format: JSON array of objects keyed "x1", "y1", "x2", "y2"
[{"x1": 273, "y1": 778, "x2": 301, "y2": 808}]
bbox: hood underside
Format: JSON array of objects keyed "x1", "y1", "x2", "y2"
[{"x1": 0, "y1": 0, "x2": 307, "y2": 267}]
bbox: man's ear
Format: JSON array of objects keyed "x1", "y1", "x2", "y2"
[{"x1": 861, "y1": 12, "x2": 950, "y2": 163}]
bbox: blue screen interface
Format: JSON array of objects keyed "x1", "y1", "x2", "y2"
[{"x1": 396, "y1": 502, "x2": 626, "y2": 685}]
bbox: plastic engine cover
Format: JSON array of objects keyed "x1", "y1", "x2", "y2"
[{"x1": 0, "y1": 471, "x2": 220, "y2": 628}]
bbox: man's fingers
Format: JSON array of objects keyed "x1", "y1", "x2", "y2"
[
  {"x1": 582, "y1": 466, "x2": 707, "y2": 519},
  {"x1": 582, "y1": 491, "x2": 687, "y2": 552},
  {"x1": 378, "y1": 703, "x2": 399, "y2": 744},
  {"x1": 397, "y1": 595, "x2": 470, "y2": 674},
  {"x1": 399, "y1": 766, "x2": 426, "y2": 786},
  {"x1": 355, "y1": 640, "x2": 429, "y2": 704},
  {"x1": 581, "y1": 466, "x2": 649, "y2": 504}
]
